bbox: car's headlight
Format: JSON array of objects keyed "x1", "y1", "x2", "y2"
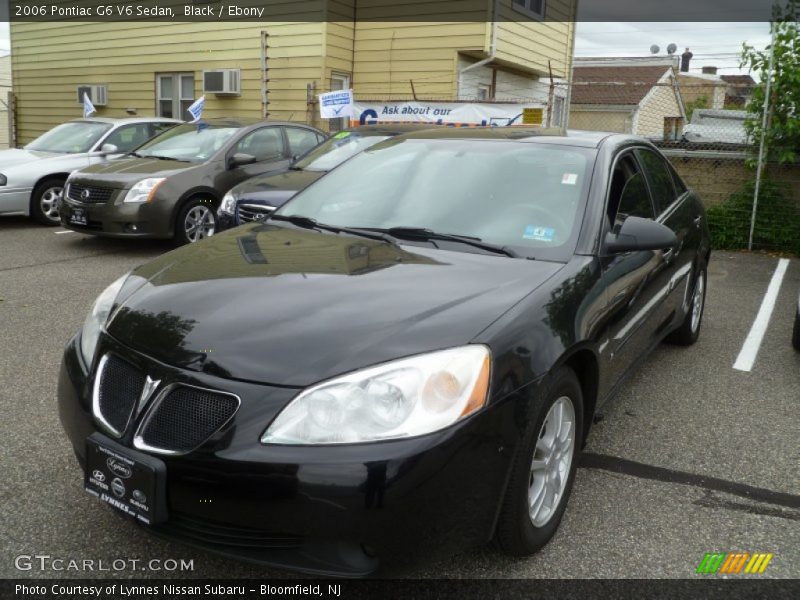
[
  {"x1": 79, "y1": 274, "x2": 127, "y2": 366},
  {"x1": 261, "y1": 345, "x2": 491, "y2": 445},
  {"x1": 123, "y1": 178, "x2": 166, "y2": 204},
  {"x1": 219, "y1": 191, "x2": 237, "y2": 215}
]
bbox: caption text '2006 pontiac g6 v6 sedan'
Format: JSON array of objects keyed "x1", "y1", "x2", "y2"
[{"x1": 58, "y1": 128, "x2": 711, "y2": 576}]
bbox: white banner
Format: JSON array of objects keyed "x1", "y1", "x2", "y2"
[
  {"x1": 351, "y1": 101, "x2": 545, "y2": 127},
  {"x1": 319, "y1": 89, "x2": 354, "y2": 119}
]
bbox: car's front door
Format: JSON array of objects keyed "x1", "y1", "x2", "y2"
[
  {"x1": 216, "y1": 126, "x2": 292, "y2": 193},
  {"x1": 599, "y1": 150, "x2": 676, "y2": 388}
]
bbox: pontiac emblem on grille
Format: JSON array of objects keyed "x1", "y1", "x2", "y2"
[
  {"x1": 81, "y1": 188, "x2": 91, "y2": 200},
  {"x1": 136, "y1": 376, "x2": 161, "y2": 417}
]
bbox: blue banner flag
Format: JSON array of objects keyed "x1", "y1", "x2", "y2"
[
  {"x1": 83, "y1": 92, "x2": 96, "y2": 118},
  {"x1": 186, "y1": 95, "x2": 205, "y2": 122}
]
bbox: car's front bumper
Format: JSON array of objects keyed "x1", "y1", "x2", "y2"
[
  {"x1": 60, "y1": 196, "x2": 174, "y2": 239},
  {"x1": 58, "y1": 334, "x2": 531, "y2": 576}
]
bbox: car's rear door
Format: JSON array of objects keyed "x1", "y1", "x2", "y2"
[{"x1": 636, "y1": 147, "x2": 697, "y2": 321}]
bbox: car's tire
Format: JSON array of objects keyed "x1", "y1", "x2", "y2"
[
  {"x1": 495, "y1": 366, "x2": 583, "y2": 556},
  {"x1": 174, "y1": 197, "x2": 218, "y2": 246},
  {"x1": 792, "y1": 303, "x2": 800, "y2": 351},
  {"x1": 31, "y1": 177, "x2": 66, "y2": 226},
  {"x1": 666, "y1": 265, "x2": 707, "y2": 346}
]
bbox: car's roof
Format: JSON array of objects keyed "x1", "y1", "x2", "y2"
[
  {"x1": 181, "y1": 117, "x2": 321, "y2": 129},
  {"x1": 389, "y1": 127, "x2": 618, "y2": 148},
  {"x1": 344, "y1": 124, "x2": 445, "y2": 136},
  {"x1": 71, "y1": 117, "x2": 182, "y2": 125}
]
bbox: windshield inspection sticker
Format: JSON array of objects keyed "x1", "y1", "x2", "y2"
[
  {"x1": 524, "y1": 226, "x2": 555, "y2": 242},
  {"x1": 562, "y1": 173, "x2": 578, "y2": 185},
  {"x1": 333, "y1": 131, "x2": 351, "y2": 139}
]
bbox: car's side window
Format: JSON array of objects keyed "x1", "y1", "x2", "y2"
[
  {"x1": 607, "y1": 152, "x2": 654, "y2": 232},
  {"x1": 232, "y1": 128, "x2": 286, "y2": 163},
  {"x1": 636, "y1": 149, "x2": 677, "y2": 215},
  {"x1": 102, "y1": 124, "x2": 152, "y2": 152},
  {"x1": 149, "y1": 122, "x2": 177, "y2": 138},
  {"x1": 286, "y1": 127, "x2": 321, "y2": 158}
]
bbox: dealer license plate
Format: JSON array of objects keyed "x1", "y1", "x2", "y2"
[{"x1": 84, "y1": 433, "x2": 167, "y2": 525}]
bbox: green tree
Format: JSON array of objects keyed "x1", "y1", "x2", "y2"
[{"x1": 741, "y1": 1, "x2": 800, "y2": 164}]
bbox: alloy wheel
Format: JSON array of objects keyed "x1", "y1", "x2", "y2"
[
  {"x1": 528, "y1": 396, "x2": 576, "y2": 527},
  {"x1": 40, "y1": 186, "x2": 64, "y2": 223},
  {"x1": 184, "y1": 205, "x2": 216, "y2": 243}
]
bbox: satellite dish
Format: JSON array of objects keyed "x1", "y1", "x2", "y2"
[
  {"x1": 650, "y1": 45, "x2": 660, "y2": 55},
  {"x1": 667, "y1": 43, "x2": 678, "y2": 55}
]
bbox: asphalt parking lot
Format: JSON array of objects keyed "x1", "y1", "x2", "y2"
[{"x1": 1, "y1": 216, "x2": 798, "y2": 579}]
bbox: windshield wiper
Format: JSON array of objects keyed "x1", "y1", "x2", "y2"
[
  {"x1": 268, "y1": 214, "x2": 395, "y2": 244},
  {"x1": 142, "y1": 154, "x2": 182, "y2": 161},
  {"x1": 359, "y1": 227, "x2": 521, "y2": 258}
]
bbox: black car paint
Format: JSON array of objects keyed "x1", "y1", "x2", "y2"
[
  {"x1": 59, "y1": 119, "x2": 324, "y2": 239},
  {"x1": 57, "y1": 131, "x2": 711, "y2": 575}
]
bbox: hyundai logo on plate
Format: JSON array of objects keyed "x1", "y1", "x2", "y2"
[
  {"x1": 92, "y1": 469, "x2": 105, "y2": 483},
  {"x1": 106, "y1": 457, "x2": 132, "y2": 479}
]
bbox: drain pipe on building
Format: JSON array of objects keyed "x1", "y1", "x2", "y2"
[{"x1": 457, "y1": 0, "x2": 499, "y2": 100}]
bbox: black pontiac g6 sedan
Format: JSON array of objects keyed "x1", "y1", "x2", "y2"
[{"x1": 58, "y1": 128, "x2": 711, "y2": 576}]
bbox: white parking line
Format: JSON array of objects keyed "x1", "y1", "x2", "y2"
[
  {"x1": 54, "y1": 230, "x2": 74, "y2": 235},
  {"x1": 733, "y1": 258, "x2": 790, "y2": 372}
]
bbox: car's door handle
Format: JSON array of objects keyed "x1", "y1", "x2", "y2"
[{"x1": 693, "y1": 216, "x2": 703, "y2": 229}]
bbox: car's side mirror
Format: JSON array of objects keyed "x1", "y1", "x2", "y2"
[
  {"x1": 604, "y1": 216, "x2": 677, "y2": 254},
  {"x1": 99, "y1": 143, "x2": 118, "y2": 155},
  {"x1": 229, "y1": 153, "x2": 257, "y2": 169}
]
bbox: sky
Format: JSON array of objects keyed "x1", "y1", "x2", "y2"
[
  {"x1": 575, "y1": 22, "x2": 772, "y2": 76},
  {"x1": 0, "y1": 21, "x2": 773, "y2": 77}
]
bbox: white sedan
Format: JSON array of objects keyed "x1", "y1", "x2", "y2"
[{"x1": 0, "y1": 117, "x2": 180, "y2": 225}]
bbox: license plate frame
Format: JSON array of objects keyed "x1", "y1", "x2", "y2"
[{"x1": 84, "y1": 433, "x2": 167, "y2": 525}]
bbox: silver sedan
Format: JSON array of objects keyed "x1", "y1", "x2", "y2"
[{"x1": 0, "y1": 117, "x2": 180, "y2": 225}]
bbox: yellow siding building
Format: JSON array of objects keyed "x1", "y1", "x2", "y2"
[{"x1": 11, "y1": 0, "x2": 576, "y2": 143}]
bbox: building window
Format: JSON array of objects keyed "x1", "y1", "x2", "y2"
[
  {"x1": 328, "y1": 73, "x2": 351, "y2": 132},
  {"x1": 512, "y1": 0, "x2": 546, "y2": 20},
  {"x1": 477, "y1": 84, "x2": 491, "y2": 101},
  {"x1": 157, "y1": 73, "x2": 195, "y2": 120}
]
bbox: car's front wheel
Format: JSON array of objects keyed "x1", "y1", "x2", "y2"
[
  {"x1": 495, "y1": 367, "x2": 583, "y2": 556},
  {"x1": 31, "y1": 177, "x2": 66, "y2": 226},
  {"x1": 174, "y1": 197, "x2": 217, "y2": 245}
]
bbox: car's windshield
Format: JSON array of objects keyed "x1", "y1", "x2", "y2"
[
  {"x1": 26, "y1": 121, "x2": 113, "y2": 154},
  {"x1": 293, "y1": 132, "x2": 391, "y2": 171},
  {"x1": 277, "y1": 138, "x2": 594, "y2": 261},
  {"x1": 135, "y1": 123, "x2": 239, "y2": 162}
]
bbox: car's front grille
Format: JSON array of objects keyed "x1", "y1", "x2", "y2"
[
  {"x1": 68, "y1": 183, "x2": 115, "y2": 204},
  {"x1": 136, "y1": 386, "x2": 240, "y2": 454},
  {"x1": 94, "y1": 354, "x2": 146, "y2": 437},
  {"x1": 158, "y1": 513, "x2": 305, "y2": 549},
  {"x1": 237, "y1": 203, "x2": 275, "y2": 224}
]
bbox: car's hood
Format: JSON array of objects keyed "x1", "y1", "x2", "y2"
[
  {"x1": 71, "y1": 157, "x2": 195, "y2": 187},
  {"x1": 108, "y1": 224, "x2": 563, "y2": 387},
  {"x1": 0, "y1": 148, "x2": 67, "y2": 169},
  {"x1": 233, "y1": 169, "x2": 323, "y2": 203}
]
